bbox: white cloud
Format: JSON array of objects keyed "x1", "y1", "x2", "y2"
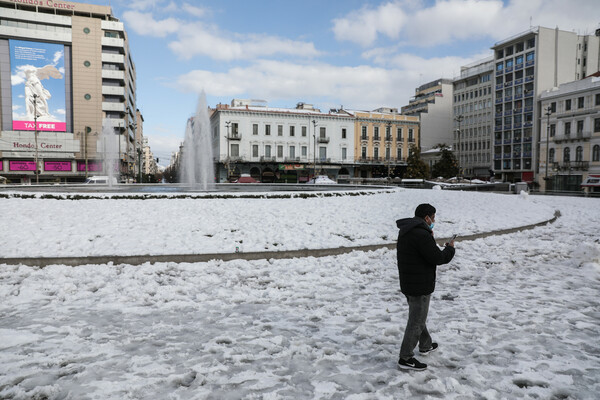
[
  {"x1": 174, "y1": 55, "x2": 481, "y2": 111},
  {"x1": 122, "y1": 11, "x2": 179, "y2": 37},
  {"x1": 168, "y1": 24, "x2": 320, "y2": 61},
  {"x1": 333, "y1": 0, "x2": 600, "y2": 47},
  {"x1": 181, "y1": 3, "x2": 206, "y2": 18},
  {"x1": 56, "y1": 109, "x2": 66, "y2": 115}
]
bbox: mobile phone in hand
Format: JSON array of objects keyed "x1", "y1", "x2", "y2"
[{"x1": 451, "y1": 234, "x2": 458, "y2": 241}]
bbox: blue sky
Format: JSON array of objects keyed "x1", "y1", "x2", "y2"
[{"x1": 84, "y1": 0, "x2": 599, "y2": 165}]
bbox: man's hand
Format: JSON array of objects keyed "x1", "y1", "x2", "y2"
[{"x1": 445, "y1": 239, "x2": 455, "y2": 248}]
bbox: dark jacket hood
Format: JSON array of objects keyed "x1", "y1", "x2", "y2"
[{"x1": 396, "y1": 217, "x2": 430, "y2": 237}]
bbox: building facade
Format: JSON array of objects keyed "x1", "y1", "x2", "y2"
[
  {"x1": 210, "y1": 100, "x2": 355, "y2": 183},
  {"x1": 452, "y1": 57, "x2": 494, "y2": 178},
  {"x1": 0, "y1": 0, "x2": 138, "y2": 183},
  {"x1": 351, "y1": 108, "x2": 419, "y2": 179},
  {"x1": 539, "y1": 76, "x2": 600, "y2": 192},
  {"x1": 491, "y1": 26, "x2": 600, "y2": 183},
  {"x1": 402, "y1": 78, "x2": 453, "y2": 151}
]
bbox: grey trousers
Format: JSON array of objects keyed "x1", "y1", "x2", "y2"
[{"x1": 399, "y1": 294, "x2": 433, "y2": 360}]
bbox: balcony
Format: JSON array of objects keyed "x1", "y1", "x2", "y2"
[
  {"x1": 496, "y1": 84, "x2": 504, "y2": 90},
  {"x1": 494, "y1": 154, "x2": 502, "y2": 159},
  {"x1": 504, "y1": 110, "x2": 513, "y2": 116},
  {"x1": 514, "y1": 94, "x2": 523, "y2": 100},
  {"x1": 514, "y1": 78, "x2": 523, "y2": 85},
  {"x1": 513, "y1": 107, "x2": 522, "y2": 114},
  {"x1": 385, "y1": 135, "x2": 393, "y2": 142},
  {"x1": 523, "y1": 152, "x2": 532, "y2": 157},
  {"x1": 360, "y1": 135, "x2": 368, "y2": 141},
  {"x1": 504, "y1": 81, "x2": 513, "y2": 87},
  {"x1": 408, "y1": 137, "x2": 415, "y2": 143},
  {"x1": 513, "y1": 137, "x2": 522, "y2": 143},
  {"x1": 553, "y1": 161, "x2": 589, "y2": 171},
  {"x1": 515, "y1": 64, "x2": 523, "y2": 70},
  {"x1": 524, "y1": 106, "x2": 533, "y2": 112},
  {"x1": 373, "y1": 135, "x2": 381, "y2": 142},
  {"x1": 226, "y1": 133, "x2": 242, "y2": 141},
  {"x1": 512, "y1": 152, "x2": 521, "y2": 158},
  {"x1": 525, "y1": 76, "x2": 534, "y2": 83},
  {"x1": 503, "y1": 153, "x2": 511, "y2": 158},
  {"x1": 496, "y1": 98, "x2": 503, "y2": 104},
  {"x1": 494, "y1": 140, "x2": 503, "y2": 145},
  {"x1": 526, "y1": 60, "x2": 534, "y2": 67},
  {"x1": 514, "y1": 123, "x2": 522, "y2": 129},
  {"x1": 506, "y1": 66, "x2": 513, "y2": 73},
  {"x1": 317, "y1": 136, "x2": 330, "y2": 143},
  {"x1": 284, "y1": 157, "x2": 300, "y2": 162},
  {"x1": 503, "y1": 139, "x2": 512, "y2": 144},
  {"x1": 505, "y1": 96, "x2": 513, "y2": 102},
  {"x1": 523, "y1": 122, "x2": 532, "y2": 128},
  {"x1": 260, "y1": 156, "x2": 276, "y2": 162},
  {"x1": 504, "y1": 124, "x2": 513, "y2": 130},
  {"x1": 576, "y1": 131, "x2": 591, "y2": 140},
  {"x1": 396, "y1": 136, "x2": 403, "y2": 141}
]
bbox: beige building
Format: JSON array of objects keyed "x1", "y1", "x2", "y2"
[
  {"x1": 539, "y1": 75, "x2": 600, "y2": 192},
  {"x1": 351, "y1": 108, "x2": 419, "y2": 179},
  {"x1": 0, "y1": 0, "x2": 137, "y2": 183}
]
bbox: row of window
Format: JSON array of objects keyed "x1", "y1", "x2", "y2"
[
  {"x1": 360, "y1": 147, "x2": 406, "y2": 160},
  {"x1": 496, "y1": 52, "x2": 535, "y2": 72},
  {"x1": 230, "y1": 143, "x2": 343, "y2": 161},
  {"x1": 496, "y1": 67, "x2": 534, "y2": 85},
  {"x1": 0, "y1": 18, "x2": 70, "y2": 33},
  {"x1": 496, "y1": 159, "x2": 533, "y2": 170},
  {"x1": 548, "y1": 117, "x2": 600, "y2": 137},
  {"x1": 454, "y1": 86, "x2": 492, "y2": 103},
  {"x1": 459, "y1": 153, "x2": 492, "y2": 164},
  {"x1": 455, "y1": 100, "x2": 493, "y2": 115},
  {"x1": 547, "y1": 94, "x2": 600, "y2": 114},
  {"x1": 458, "y1": 141, "x2": 491, "y2": 152},
  {"x1": 496, "y1": 38, "x2": 535, "y2": 59},
  {"x1": 548, "y1": 145, "x2": 600, "y2": 163},
  {"x1": 360, "y1": 126, "x2": 414, "y2": 141}
]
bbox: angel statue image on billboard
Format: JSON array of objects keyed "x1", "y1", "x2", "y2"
[
  {"x1": 10, "y1": 39, "x2": 67, "y2": 132},
  {"x1": 24, "y1": 65, "x2": 62, "y2": 120}
]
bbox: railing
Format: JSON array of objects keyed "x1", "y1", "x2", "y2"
[
  {"x1": 361, "y1": 135, "x2": 368, "y2": 141},
  {"x1": 226, "y1": 133, "x2": 242, "y2": 140},
  {"x1": 317, "y1": 136, "x2": 330, "y2": 143},
  {"x1": 385, "y1": 136, "x2": 393, "y2": 142},
  {"x1": 408, "y1": 138, "x2": 415, "y2": 143},
  {"x1": 373, "y1": 135, "x2": 381, "y2": 141},
  {"x1": 553, "y1": 161, "x2": 589, "y2": 171},
  {"x1": 576, "y1": 131, "x2": 591, "y2": 139},
  {"x1": 260, "y1": 156, "x2": 276, "y2": 162},
  {"x1": 284, "y1": 157, "x2": 300, "y2": 162}
]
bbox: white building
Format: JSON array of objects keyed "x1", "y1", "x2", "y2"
[
  {"x1": 539, "y1": 74, "x2": 600, "y2": 193},
  {"x1": 452, "y1": 57, "x2": 494, "y2": 178},
  {"x1": 401, "y1": 79, "x2": 454, "y2": 151},
  {"x1": 210, "y1": 100, "x2": 355, "y2": 183}
]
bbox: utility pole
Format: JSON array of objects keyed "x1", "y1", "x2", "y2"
[
  {"x1": 33, "y1": 93, "x2": 39, "y2": 184},
  {"x1": 454, "y1": 115, "x2": 464, "y2": 179},
  {"x1": 544, "y1": 106, "x2": 553, "y2": 191},
  {"x1": 312, "y1": 119, "x2": 317, "y2": 177},
  {"x1": 225, "y1": 121, "x2": 231, "y2": 181}
]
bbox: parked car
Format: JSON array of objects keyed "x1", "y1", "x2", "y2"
[
  {"x1": 306, "y1": 175, "x2": 337, "y2": 185},
  {"x1": 84, "y1": 176, "x2": 118, "y2": 185},
  {"x1": 233, "y1": 174, "x2": 260, "y2": 183}
]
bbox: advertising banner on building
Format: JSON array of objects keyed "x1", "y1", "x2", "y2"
[
  {"x1": 10, "y1": 39, "x2": 67, "y2": 132},
  {"x1": 9, "y1": 161, "x2": 36, "y2": 171},
  {"x1": 44, "y1": 161, "x2": 72, "y2": 171}
]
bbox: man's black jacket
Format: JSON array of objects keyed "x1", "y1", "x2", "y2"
[{"x1": 396, "y1": 217, "x2": 455, "y2": 296}]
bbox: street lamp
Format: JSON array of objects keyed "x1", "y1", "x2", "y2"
[
  {"x1": 454, "y1": 115, "x2": 464, "y2": 179},
  {"x1": 312, "y1": 119, "x2": 317, "y2": 177},
  {"x1": 386, "y1": 121, "x2": 392, "y2": 180},
  {"x1": 544, "y1": 106, "x2": 553, "y2": 190},
  {"x1": 225, "y1": 121, "x2": 231, "y2": 181},
  {"x1": 33, "y1": 93, "x2": 39, "y2": 184}
]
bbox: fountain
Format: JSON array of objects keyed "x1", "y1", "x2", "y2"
[
  {"x1": 100, "y1": 122, "x2": 120, "y2": 187},
  {"x1": 181, "y1": 91, "x2": 214, "y2": 190}
]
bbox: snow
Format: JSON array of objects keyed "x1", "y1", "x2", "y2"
[{"x1": 1, "y1": 189, "x2": 599, "y2": 399}]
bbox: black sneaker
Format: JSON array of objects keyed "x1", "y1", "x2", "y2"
[
  {"x1": 419, "y1": 342, "x2": 438, "y2": 355},
  {"x1": 398, "y1": 357, "x2": 427, "y2": 371}
]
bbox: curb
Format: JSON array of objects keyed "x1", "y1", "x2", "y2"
[{"x1": 0, "y1": 210, "x2": 560, "y2": 268}]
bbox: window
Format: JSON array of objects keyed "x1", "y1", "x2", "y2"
[
  {"x1": 593, "y1": 145, "x2": 600, "y2": 162},
  {"x1": 550, "y1": 124, "x2": 556, "y2": 137},
  {"x1": 596, "y1": 93, "x2": 600, "y2": 106},
  {"x1": 526, "y1": 51, "x2": 535, "y2": 62},
  {"x1": 565, "y1": 122, "x2": 571, "y2": 135},
  {"x1": 265, "y1": 145, "x2": 271, "y2": 157},
  {"x1": 252, "y1": 145, "x2": 258, "y2": 157},
  {"x1": 408, "y1": 128, "x2": 414, "y2": 141},
  {"x1": 278, "y1": 125, "x2": 283, "y2": 136},
  {"x1": 496, "y1": 62, "x2": 503, "y2": 72},
  {"x1": 577, "y1": 120, "x2": 584, "y2": 134},
  {"x1": 231, "y1": 144, "x2": 239, "y2": 157},
  {"x1": 289, "y1": 126, "x2": 295, "y2": 136},
  {"x1": 341, "y1": 147, "x2": 347, "y2": 160},
  {"x1": 253, "y1": 124, "x2": 259, "y2": 135},
  {"x1": 361, "y1": 126, "x2": 368, "y2": 140},
  {"x1": 550, "y1": 102, "x2": 556, "y2": 113},
  {"x1": 320, "y1": 127, "x2": 326, "y2": 138},
  {"x1": 506, "y1": 59, "x2": 513, "y2": 68},
  {"x1": 374, "y1": 126, "x2": 379, "y2": 139},
  {"x1": 549, "y1": 148, "x2": 555, "y2": 163},
  {"x1": 575, "y1": 146, "x2": 583, "y2": 162},
  {"x1": 277, "y1": 145, "x2": 283, "y2": 158},
  {"x1": 397, "y1": 127, "x2": 403, "y2": 140},
  {"x1": 564, "y1": 147, "x2": 570, "y2": 162},
  {"x1": 397, "y1": 147, "x2": 402, "y2": 160},
  {"x1": 565, "y1": 99, "x2": 571, "y2": 111},
  {"x1": 361, "y1": 147, "x2": 367, "y2": 159},
  {"x1": 595, "y1": 118, "x2": 600, "y2": 132},
  {"x1": 386, "y1": 147, "x2": 391, "y2": 160},
  {"x1": 577, "y1": 97, "x2": 584, "y2": 109},
  {"x1": 319, "y1": 147, "x2": 327, "y2": 161},
  {"x1": 516, "y1": 55, "x2": 523, "y2": 65},
  {"x1": 516, "y1": 42, "x2": 524, "y2": 52},
  {"x1": 373, "y1": 147, "x2": 379, "y2": 160},
  {"x1": 341, "y1": 128, "x2": 346, "y2": 139},
  {"x1": 289, "y1": 146, "x2": 295, "y2": 158},
  {"x1": 265, "y1": 125, "x2": 271, "y2": 135},
  {"x1": 301, "y1": 146, "x2": 307, "y2": 157},
  {"x1": 526, "y1": 38, "x2": 535, "y2": 49},
  {"x1": 302, "y1": 126, "x2": 307, "y2": 137}
]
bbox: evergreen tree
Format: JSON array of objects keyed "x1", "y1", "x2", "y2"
[
  {"x1": 405, "y1": 145, "x2": 429, "y2": 179},
  {"x1": 431, "y1": 144, "x2": 459, "y2": 179}
]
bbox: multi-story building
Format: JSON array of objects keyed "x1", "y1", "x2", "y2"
[
  {"x1": 142, "y1": 136, "x2": 157, "y2": 175},
  {"x1": 350, "y1": 107, "x2": 419, "y2": 179},
  {"x1": 210, "y1": 100, "x2": 355, "y2": 183},
  {"x1": 539, "y1": 75, "x2": 600, "y2": 192},
  {"x1": 491, "y1": 26, "x2": 600, "y2": 183},
  {"x1": 401, "y1": 78, "x2": 453, "y2": 151},
  {"x1": 452, "y1": 57, "x2": 494, "y2": 178},
  {"x1": 0, "y1": 0, "x2": 137, "y2": 183},
  {"x1": 134, "y1": 108, "x2": 144, "y2": 181}
]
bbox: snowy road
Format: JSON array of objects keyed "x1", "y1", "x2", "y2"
[{"x1": 0, "y1": 191, "x2": 599, "y2": 399}]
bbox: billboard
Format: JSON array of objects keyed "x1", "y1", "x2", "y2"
[{"x1": 10, "y1": 39, "x2": 67, "y2": 132}]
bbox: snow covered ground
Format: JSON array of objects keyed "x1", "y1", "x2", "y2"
[{"x1": 0, "y1": 189, "x2": 599, "y2": 399}]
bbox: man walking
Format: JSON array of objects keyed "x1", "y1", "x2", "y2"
[{"x1": 396, "y1": 203, "x2": 455, "y2": 371}]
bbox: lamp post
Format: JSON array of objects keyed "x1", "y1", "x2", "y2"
[
  {"x1": 313, "y1": 119, "x2": 318, "y2": 169},
  {"x1": 544, "y1": 106, "x2": 553, "y2": 191},
  {"x1": 33, "y1": 93, "x2": 39, "y2": 184},
  {"x1": 454, "y1": 115, "x2": 464, "y2": 179},
  {"x1": 386, "y1": 121, "x2": 392, "y2": 180},
  {"x1": 225, "y1": 121, "x2": 231, "y2": 181}
]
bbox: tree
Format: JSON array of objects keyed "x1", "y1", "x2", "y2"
[
  {"x1": 405, "y1": 144, "x2": 429, "y2": 179},
  {"x1": 431, "y1": 144, "x2": 459, "y2": 179}
]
